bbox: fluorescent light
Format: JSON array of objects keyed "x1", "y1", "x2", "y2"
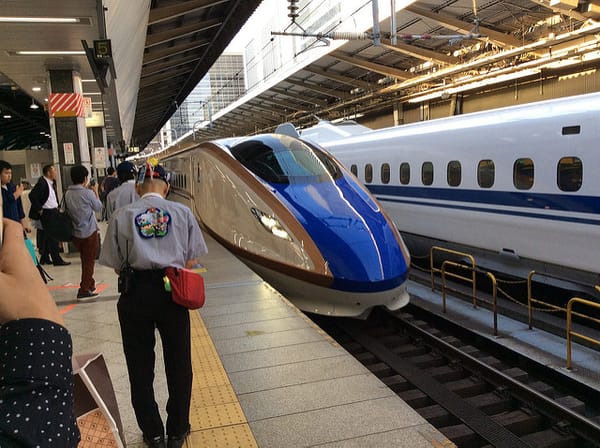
[
  {"x1": 16, "y1": 50, "x2": 85, "y2": 55},
  {"x1": 81, "y1": 79, "x2": 96, "y2": 82},
  {"x1": 3, "y1": 115, "x2": 11, "y2": 119},
  {"x1": 0, "y1": 17, "x2": 79, "y2": 23},
  {"x1": 85, "y1": 92, "x2": 102, "y2": 95},
  {"x1": 32, "y1": 86, "x2": 42, "y2": 92}
]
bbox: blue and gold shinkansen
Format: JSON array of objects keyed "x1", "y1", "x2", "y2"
[{"x1": 164, "y1": 133, "x2": 410, "y2": 318}]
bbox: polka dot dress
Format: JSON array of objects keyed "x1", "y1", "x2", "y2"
[{"x1": 0, "y1": 318, "x2": 80, "y2": 447}]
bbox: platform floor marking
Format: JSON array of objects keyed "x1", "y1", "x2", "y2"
[
  {"x1": 187, "y1": 310, "x2": 258, "y2": 447},
  {"x1": 48, "y1": 283, "x2": 109, "y2": 292}
]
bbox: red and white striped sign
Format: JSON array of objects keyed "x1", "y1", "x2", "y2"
[{"x1": 49, "y1": 93, "x2": 84, "y2": 118}]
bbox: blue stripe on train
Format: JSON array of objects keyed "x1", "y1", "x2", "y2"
[{"x1": 368, "y1": 185, "x2": 600, "y2": 225}]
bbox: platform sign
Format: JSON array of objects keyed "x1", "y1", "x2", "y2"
[
  {"x1": 85, "y1": 111, "x2": 104, "y2": 128},
  {"x1": 63, "y1": 142, "x2": 75, "y2": 165},
  {"x1": 30, "y1": 162, "x2": 41, "y2": 179},
  {"x1": 83, "y1": 97, "x2": 93, "y2": 118},
  {"x1": 94, "y1": 147, "x2": 107, "y2": 168}
]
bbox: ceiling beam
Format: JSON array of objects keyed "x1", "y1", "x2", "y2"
[
  {"x1": 143, "y1": 39, "x2": 210, "y2": 65},
  {"x1": 148, "y1": 0, "x2": 229, "y2": 25},
  {"x1": 270, "y1": 87, "x2": 328, "y2": 107},
  {"x1": 302, "y1": 66, "x2": 372, "y2": 90},
  {"x1": 145, "y1": 19, "x2": 222, "y2": 48},
  {"x1": 284, "y1": 78, "x2": 353, "y2": 100},
  {"x1": 259, "y1": 95, "x2": 305, "y2": 111},
  {"x1": 142, "y1": 55, "x2": 203, "y2": 77},
  {"x1": 140, "y1": 70, "x2": 191, "y2": 89},
  {"x1": 405, "y1": 5, "x2": 524, "y2": 48},
  {"x1": 236, "y1": 105, "x2": 282, "y2": 124},
  {"x1": 329, "y1": 51, "x2": 413, "y2": 81},
  {"x1": 379, "y1": 39, "x2": 458, "y2": 65}
]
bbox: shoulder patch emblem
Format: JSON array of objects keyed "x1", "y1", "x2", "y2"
[{"x1": 135, "y1": 207, "x2": 171, "y2": 238}]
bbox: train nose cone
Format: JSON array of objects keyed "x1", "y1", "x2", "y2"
[{"x1": 274, "y1": 178, "x2": 409, "y2": 292}]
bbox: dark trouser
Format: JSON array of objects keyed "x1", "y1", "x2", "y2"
[
  {"x1": 72, "y1": 231, "x2": 99, "y2": 294},
  {"x1": 117, "y1": 270, "x2": 192, "y2": 439},
  {"x1": 37, "y1": 228, "x2": 48, "y2": 261},
  {"x1": 40, "y1": 209, "x2": 62, "y2": 263}
]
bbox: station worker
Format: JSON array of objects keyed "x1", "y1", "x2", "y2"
[
  {"x1": 99, "y1": 160, "x2": 207, "y2": 448},
  {"x1": 105, "y1": 161, "x2": 139, "y2": 219}
]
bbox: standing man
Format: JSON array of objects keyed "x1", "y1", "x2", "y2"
[
  {"x1": 65, "y1": 165, "x2": 102, "y2": 301},
  {"x1": 105, "y1": 161, "x2": 139, "y2": 219},
  {"x1": 100, "y1": 166, "x2": 119, "y2": 221},
  {"x1": 0, "y1": 160, "x2": 31, "y2": 233},
  {"x1": 100, "y1": 162, "x2": 207, "y2": 448},
  {"x1": 28, "y1": 164, "x2": 70, "y2": 266}
]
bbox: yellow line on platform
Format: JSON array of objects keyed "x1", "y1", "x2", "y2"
[{"x1": 186, "y1": 311, "x2": 258, "y2": 448}]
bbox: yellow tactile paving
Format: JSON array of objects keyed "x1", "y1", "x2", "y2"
[
  {"x1": 188, "y1": 311, "x2": 258, "y2": 448},
  {"x1": 186, "y1": 424, "x2": 258, "y2": 448}
]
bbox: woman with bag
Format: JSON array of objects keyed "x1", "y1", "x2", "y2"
[
  {"x1": 64, "y1": 165, "x2": 102, "y2": 301},
  {"x1": 100, "y1": 161, "x2": 207, "y2": 448}
]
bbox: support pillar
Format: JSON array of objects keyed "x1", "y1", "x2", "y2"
[
  {"x1": 393, "y1": 101, "x2": 404, "y2": 126},
  {"x1": 47, "y1": 70, "x2": 91, "y2": 190}
]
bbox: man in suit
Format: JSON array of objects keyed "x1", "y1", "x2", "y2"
[{"x1": 28, "y1": 164, "x2": 70, "y2": 266}]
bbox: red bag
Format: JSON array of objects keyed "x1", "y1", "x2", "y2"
[{"x1": 164, "y1": 267, "x2": 205, "y2": 309}]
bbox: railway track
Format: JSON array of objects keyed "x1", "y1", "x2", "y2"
[{"x1": 311, "y1": 306, "x2": 600, "y2": 447}]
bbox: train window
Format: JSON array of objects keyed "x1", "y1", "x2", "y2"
[
  {"x1": 562, "y1": 126, "x2": 580, "y2": 135},
  {"x1": 350, "y1": 164, "x2": 358, "y2": 176},
  {"x1": 557, "y1": 156, "x2": 582, "y2": 192},
  {"x1": 399, "y1": 163, "x2": 410, "y2": 185},
  {"x1": 422, "y1": 162, "x2": 433, "y2": 186},
  {"x1": 381, "y1": 163, "x2": 390, "y2": 184},
  {"x1": 478, "y1": 160, "x2": 495, "y2": 188},
  {"x1": 230, "y1": 135, "x2": 341, "y2": 184},
  {"x1": 513, "y1": 158, "x2": 534, "y2": 190},
  {"x1": 447, "y1": 161, "x2": 461, "y2": 187},
  {"x1": 365, "y1": 164, "x2": 373, "y2": 183}
]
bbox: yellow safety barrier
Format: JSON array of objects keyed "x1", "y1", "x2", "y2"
[
  {"x1": 430, "y1": 246, "x2": 477, "y2": 308},
  {"x1": 566, "y1": 298, "x2": 600, "y2": 370},
  {"x1": 441, "y1": 261, "x2": 499, "y2": 336},
  {"x1": 527, "y1": 272, "x2": 600, "y2": 330}
]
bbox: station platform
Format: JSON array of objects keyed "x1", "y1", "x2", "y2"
[
  {"x1": 408, "y1": 281, "x2": 600, "y2": 392},
  {"x1": 47, "y1": 230, "x2": 452, "y2": 447}
]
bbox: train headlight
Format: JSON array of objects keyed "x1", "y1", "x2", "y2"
[{"x1": 251, "y1": 207, "x2": 292, "y2": 241}]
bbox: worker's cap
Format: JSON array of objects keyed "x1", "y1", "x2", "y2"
[
  {"x1": 138, "y1": 162, "x2": 170, "y2": 185},
  {"x1": 116, "y1": 161, "x2": 137, "y2": 174}
]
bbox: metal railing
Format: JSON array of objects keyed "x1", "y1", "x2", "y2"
[
  {"x1": 566, "y1": 297, "x2": 600, "y2": 369},
  {"x1": 441, "y1": 261, "x2": 499, "y2": 335},
  {"x1": 430, "y1": 246, "x2": 477, "y2": 307},
  {"x1": 527, "y1": 271, "x2": 599, "y2": 329}
]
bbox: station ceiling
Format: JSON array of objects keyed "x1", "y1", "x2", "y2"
[
  {"x1": 0, "y1": 0, "x2": 260, "y2": 151},
  {"x1": 1, "y1": 0, "x2": 599, "y2": 152},
  {"x1": 190, "y1": 0, "x2": 600, "y2": 142}
]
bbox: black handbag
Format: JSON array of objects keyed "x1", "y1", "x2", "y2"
[{"x1": 43, "y1": 195, "x2": 74, "y2": 242}]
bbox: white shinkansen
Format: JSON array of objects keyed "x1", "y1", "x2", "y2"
[{"x1": 299, "y1": 93, "x2": 600, "y2": 290}]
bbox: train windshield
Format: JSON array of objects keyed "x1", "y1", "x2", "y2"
[{"x1": 230, "y1": 135, "x2": 341, "y2": 184}]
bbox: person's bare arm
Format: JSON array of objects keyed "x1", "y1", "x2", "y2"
[{"x1": 0, "y1": 218, "x2": 63, "y2": 325}]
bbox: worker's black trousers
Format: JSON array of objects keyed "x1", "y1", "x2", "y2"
[{"x1": 117, "y1": 269, "x2": 192, "y2": 439}]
